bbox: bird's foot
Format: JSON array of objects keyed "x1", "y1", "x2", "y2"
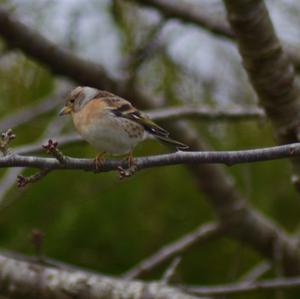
[
  {"x1": 117, "y1": 165, "x2": 137, "y2": 180},
  {"x1": 117, "y1": 152, "x2": 137, "y2": 180}
]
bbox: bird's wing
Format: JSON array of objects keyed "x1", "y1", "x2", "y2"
[{"x1": 97, "y1": 92, "x2": 169, "y2": 137}]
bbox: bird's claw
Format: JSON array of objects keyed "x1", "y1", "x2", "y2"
[{"x1": 117, "y1": 165, "x2": 137, "y2": 180}]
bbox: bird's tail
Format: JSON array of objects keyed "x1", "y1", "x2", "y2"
[
  {"x1": 142, "y1": 118, "x2": 188, "y2": 150},
  {"x1": 156, "y1": 135, "x2": 189, "y2": 150}
]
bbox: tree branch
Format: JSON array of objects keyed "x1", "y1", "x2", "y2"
[
  {"x1": 123, "y1": 223, "x2": 223, "y2": 279},
  {"x1": 147, "y1": 106, "x2": 264, "y2": 121},
  {"x1": 188, "y1": 276, "x2": 300, "y2": 297},
  {"x1": 222, "y1": 1, "x2": 300, "y2": 184},
  {"x1": 1, "y1": 142, "x2": 300, "y2": 172},
  {"x1": 239, "y1": 261, "x2": 271, "y2": 283},
  {"x1": 130, "y1": 0, "x2": 300, "y2": 71},
  {"x1": 0, "y1": 80, "x2": 71, "y2": 130},
  {"x1": 0, "y1": 7, "x2": 117, "y2": 91},
  {"x1": 0, "y1": 254, "x2": 200, "y2": 299},
  {"x1": 130, "y1": 0, "x2": 233, "y2": 39},
  {"x1": 0, "y1": 118, "x2": 67, "y2": 207}
]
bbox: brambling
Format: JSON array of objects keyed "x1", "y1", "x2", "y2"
[{"x1": 59, "y1": 86, "x2": 188, "y2": 168}]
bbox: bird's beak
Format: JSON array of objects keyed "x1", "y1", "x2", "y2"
[{"x1": 59, "y1": 106, "x2": 72, "y2": 116}]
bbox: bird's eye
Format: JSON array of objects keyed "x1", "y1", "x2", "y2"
[{"x1": 70, "y1": 98, "x2": 75, "y2": 104}]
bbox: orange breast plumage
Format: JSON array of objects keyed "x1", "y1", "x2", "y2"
[{"x1": 72, "y1": 100, "x2": 145, "y2": 154}]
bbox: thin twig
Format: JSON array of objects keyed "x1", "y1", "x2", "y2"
[
  {"x1": 0, "y1": 128, "x2": 16, "y2": 156},
  {"x1": 16, "y1": 169, "x2": 51, "y2": 188},
  {"x1": 161, "y1": 257, "x2": 182, "y2": 285},
  {"x1": 239, "y1": 262, "x2": 271, "y2": 283},
  {"x1": 0, "y1": 118, "x2": 66, "y2": 206},
  {"x1": 42, "y1": 139, "x2": 67, "y2": 164},
  {"x1": 123, "y1": 223, "x2": 222, "y2": 279}
]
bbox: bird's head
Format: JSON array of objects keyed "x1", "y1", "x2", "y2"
[{"x1": 59, "y1": 86, "x2": 99, "y2": 115}]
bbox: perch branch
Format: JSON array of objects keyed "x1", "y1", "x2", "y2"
[{"x1": 1, "y1": 142, "x2": 300, "y2": 172}]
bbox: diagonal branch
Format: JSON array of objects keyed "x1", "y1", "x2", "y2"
[
  {"x1": 0, "y1": 80, "x2": 71, "y2": 130},
  {"x1": 0, "y1": 7, "x2": 117, "y2": 90},
  {"x1": 123, "y1": 223, "x2": 224, "y2": 279},
  {"x1": 0, "y1": 253, "x2": 200, "y2": 299},
  {"x1": 188, "y1": 276, "x2": 300, "y2": 297},
  {"x1": 129, "y1": 0, "x2": 233, "y2": 39},
  {"x1": 130, "y1": 0, "x2": 300, "y2": 70}
]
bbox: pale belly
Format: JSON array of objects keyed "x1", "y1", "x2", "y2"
[{"x1": 73, "y1": 115, "x2": 145, "y2": 154}]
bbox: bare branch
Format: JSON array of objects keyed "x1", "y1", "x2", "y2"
[
  {"x1": 16, "y1": 169, "x2": 51, "y2": 188},
  {"x1": 147, "y1": 106, "x2": 264, "y2": 121},
  {"x1": 15, "y1": 133, "x2": 81, "y2": 156},
  {"x1": 222, "y1": 1, "x2": 300, "y2": 186},
  {"x1": 2, "y1": 142, "x2": 300, "y2": 172},
  {"x1": 161, "y1": 257, "x2": 182, "y2": 285},
  {"x1": 0, "y1": 7, "x2": 117, "y2": 90},
  {"x1": 0, "y1": 118, "x2": 67, "y2": 207},
  {"x1": 42, "y1": 139, "x2": 67, "y2": 164},
  {"x1": 0, "y1": 129, "x2": 15, "y2": 156},
  {"x1": 130, "y1": 0, "x2": 300, "y2": 70},
  {"x1": 239, "y1": 261, "x2": 271, "y2": 283},
  {"x1": 123, "y1": 223, "x2": 227, "y2": 279},
  {"x1": 0, "y1": 253, "x2": 200, "y2": 299},
  {"x1": 129, "y1": 0, "x2": 233, "y2": 39},
  {"x1": 0, "y1": 81, "x2": 70, "y2": 130},
  {"x1": 188, "y1": 276, "x2": 300, "y2": 297}
]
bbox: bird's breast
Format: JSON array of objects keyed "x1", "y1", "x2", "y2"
[{"x1": 72, "y1": 106, "x2": 144, "y2": 154}]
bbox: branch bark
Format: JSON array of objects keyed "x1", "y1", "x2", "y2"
[
  {"x1": 188, "y1": 276, "x2": 300, "y2": 297},
  {"x1": 147, "y1": 106, "x2": 264, "y2": 121},
  {"x1": 2, "y1": 142, "x2": 300, "y2": 171},
  {"x1": 0, "y1": 254, "x2": 200, "y2": 299},
  {"x1": 223, "y1": 1, "x2": 300, "y2": 177}
]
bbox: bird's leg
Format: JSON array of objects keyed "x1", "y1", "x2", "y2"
[
  {"x1": 94, "y1": 152, "x2": 106, "y2": 170},
  {"x1": 127, "y1": 151, "x2": 134, "y2": 168}
]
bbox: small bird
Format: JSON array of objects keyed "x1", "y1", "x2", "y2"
[{"x1": 59, "y1": 86, "x2": 188, "y2": 168}]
